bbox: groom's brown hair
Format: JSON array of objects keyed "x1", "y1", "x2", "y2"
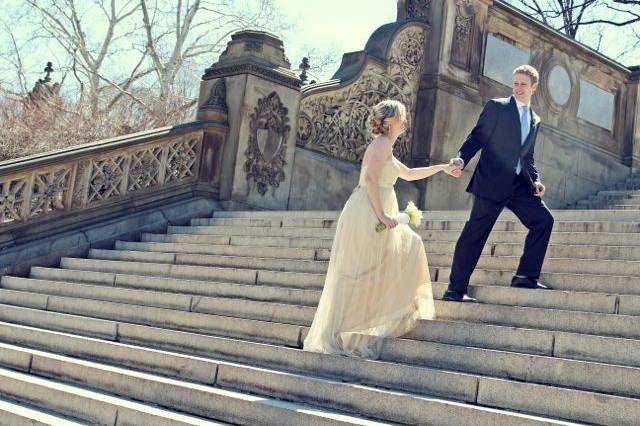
[{"x1": 513, "y1": 65, "x2": 539, "y2": 85}]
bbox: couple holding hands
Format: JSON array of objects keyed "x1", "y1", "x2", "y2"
[{"x1": 304, "y1": 64, "x2": 554, "y2": 359}]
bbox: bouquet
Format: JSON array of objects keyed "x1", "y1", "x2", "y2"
[{"x1": 375, "y1": 201, "x2": 423, "y2": 233}]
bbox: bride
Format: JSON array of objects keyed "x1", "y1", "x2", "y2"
[{"x1": 303, "y1": 100, "x2": 460, "y2": 359}]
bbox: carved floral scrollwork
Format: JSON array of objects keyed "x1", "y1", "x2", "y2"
[
  {"x1": 296, "y1": 25, "x2": 426, "y2": 163},
  {"x1": 244, "y1": 92, "x2": 290, "y2": 196}
]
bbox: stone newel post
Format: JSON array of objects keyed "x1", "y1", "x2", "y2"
[{"x1": 197, "y1": 30, "x2": 301, "y2": 210}]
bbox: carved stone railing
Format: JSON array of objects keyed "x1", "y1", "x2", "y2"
[{"x1": 0, "y1": 122, "x2": 217, "y2": 248}]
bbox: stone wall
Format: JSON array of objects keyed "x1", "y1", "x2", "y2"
[{"x1": 414, "y1": 0, "x2": 636, "y2": 209}]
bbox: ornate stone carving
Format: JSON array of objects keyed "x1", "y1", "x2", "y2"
[
  {"x1": 88, "y1": 157, "x2": 126, "y2": 203},
  {"x1": 450, "y1": 0, "x2": 475, "y2": 71},
  {"x1": 244, "y1": 92, "x2": 290, "y2": 195},
  {"x1": 0, "y1": 178, "x2": 26, "y2": 223},
  {"x1": 407, "y1": 0, "x2": 431, "y2": 22},
  {"x1": 30, "y1": 168, "x2": 70, "y2": 217},
  {"x1": 200, "y1": 78, "x2": 228, "y2": 113},
  {"x1": 128, "y1": 147, "x2": 162, "y2": 191},
  {"x1": 166, "y1": 138, "x2": 200, "y2": 183},
  {"x1": 296, "y1": 25, "x2": 426, "y2": 163},
  {"x1": 203, "y1": 63, "x2": 300, "y2": 90}
]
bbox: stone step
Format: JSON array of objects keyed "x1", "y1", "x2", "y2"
[
  {"x1": 11, "y1": 266, "x2": 640, "y2": 341},
  {"x1": 0, "y1": 397, "x2": 87, "y2": 426},
  {"x1": 0, "y1": 342, "x2": 387, "y2": 426},
  {"x1": 0, "y1": 287, "x2": 303, "y2": 347},
  {"x1": 88, "y1": 248, "x2": 328, "y2": 274},
  {"x1": 18, "y1": 270, "x2": 640, "y2": 366},
  {"x1": 147, "y1": 229, "x2": 640, "y2": 247},
  {"x1": 432, "y1": 265, "x2": 640, "y2": 295},
  {"x1": 212, "y1": 209, "x2": 640, "y2": 222},
  {"x1": 59, "y1": 256, "x2": 640, "y2": 305},
  {"x1": 126, "y1": 238, "x2": 640, "y2": 261},
  {"x1": 0, "y1": 322, "x2": 623, "y2": 426},
  {"x1": 32, "y1": 259, "x2": 640, "y2": 316},
  {"x1": 29, "y1": 266, "x2": 321, "y2": 306},
  {"x1": 0, "y1": 366, "x2": 230, "y2": 426},
  {"x1": 1, "y1": 277, "x2": 315, "y2": 326},
  {"x1": 115, "y1": 240, "x2": 320, "y2": 260},
  {"x1": 611, "y1": 204, "x2": 640, "y2": 210},
  {"x1": 0, "y1": 324, "x2": 590, "y2": 426},
  {"x1": 434, "y1": 300, "x2": 640, "y2": 339},
  {"x1": 89, "y1": 247, "x2": 640, "y2": 278},
  {"x1": 429, "y1": 253, "x2": 640, "y2": 277},
  {"x1": 193, "y1": 217, "x2": 640, "y2": 233}
]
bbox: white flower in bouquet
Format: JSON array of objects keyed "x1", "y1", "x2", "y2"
[{"x1": 376, "y1": 201, "x2": 423, "y2": 233}]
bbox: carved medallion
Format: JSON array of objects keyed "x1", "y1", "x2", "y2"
[{"x1": 244, "y1": 92, "x2": 290, "y2": 195}]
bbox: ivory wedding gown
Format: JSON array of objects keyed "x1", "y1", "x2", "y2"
[{"x1": 303, "y1": 155, "x2": 435, "y2": 359}]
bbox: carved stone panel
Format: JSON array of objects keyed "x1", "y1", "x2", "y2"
[
  {"x1": 165, "y1": 138, "x2": 201, "y2": 183},
  {"x1": 296, "y1": 24, "x2": 427, "y2": 164},
  {"x1": 244, "y1": 92, "x2": 290, "y2": 195},
  {"x1": 128, "y1": 146, "x2": 163, "y2": 191},
  {"x1": 450, "y1": 0, "x2": 475, "y2": 71},
  {"x1": 30, "y1": 168, "x2": 71, "y2": 217},
  {"x1": 0, "y1": 177, "x2": 27, "y2": 224},
  {"x1": 87, "y1": 156, "x2": 126, "y2": 204}
]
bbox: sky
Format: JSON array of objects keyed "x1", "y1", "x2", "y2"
[{"x1": 0, "y1": 0, "x2": 637, "y2": 94}]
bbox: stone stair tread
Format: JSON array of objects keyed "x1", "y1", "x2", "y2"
[
  {"x1": 0, "y1": 366, "x2": 232, "y2": 426},
  {"x1": 9, "y1": 271, "x2": 635, "y2": 318},
  {"x1": 0, "y1": 344, "x2": 390, "y2": 426},
  {"x1": 0, "y1": 276, "x2": 315, "y2": 325},
  {"x1": 28, "y1": 266, "x2": 322, "y2": 306},
  {"x1": 0, "y1": 337, "x2": 579, "y2": 426},
  {"x1": 0, "y1": 316, "x2": 624, "y2": 425},
  {"x1": 0, "y1": 397, "x2": 88, "y2": 426},
  {"x1": 122, "y1": 238, "x2": 640, "y2": 262}
]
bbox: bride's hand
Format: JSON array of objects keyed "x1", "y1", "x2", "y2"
[
  {"x1": 444, "y1": 164, "x2": 463, "y2": 178},
  {"x1": 378, "y1": 213, "x2": 398, "y2": 229}
]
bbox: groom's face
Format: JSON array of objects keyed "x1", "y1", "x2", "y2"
[{"x1": 513, "y1": 73, "x2": 538, "y2": 104}]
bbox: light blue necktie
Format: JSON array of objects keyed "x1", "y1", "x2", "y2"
[{"x1": 516, "y1": 105, "x2": 530, "y2": 175}]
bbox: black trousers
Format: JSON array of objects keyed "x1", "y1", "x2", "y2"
[{"x1": 448, "y1": 174, "x2": 554, "y2": 294}]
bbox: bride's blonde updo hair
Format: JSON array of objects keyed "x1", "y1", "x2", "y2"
[{"x1": 368, "y1": 100, "x2": 406, "y2": 136}]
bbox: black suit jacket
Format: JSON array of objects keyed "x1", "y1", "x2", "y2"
[{"x1": 458, "y1": 96, "x2": 541, "y2": 202}]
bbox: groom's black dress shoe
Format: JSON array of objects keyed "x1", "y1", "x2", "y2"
[
  {"x1": 442, "y1": 290, "x2": 477, "y2": 303},
  {"x1": 511, "y1": 276, "x2": 551, "y2": 290}
]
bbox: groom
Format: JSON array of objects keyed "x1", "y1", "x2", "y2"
[{"x1": 443, "y1": 65, "x2": 554, "y2": 303}]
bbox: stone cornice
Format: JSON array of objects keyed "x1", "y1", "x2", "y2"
[{"x1": 203, "y1": 62, "x2": 301, "y2": 91}]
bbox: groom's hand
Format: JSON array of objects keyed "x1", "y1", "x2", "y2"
[
  {"x1": 448, "y1": 158, "x2": 464, "y2": 178},
  {"x1": 533, "y1": 181, "x2": 545, "y2": 197}
]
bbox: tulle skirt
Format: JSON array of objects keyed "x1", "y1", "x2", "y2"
[{"x1": 302, "y1": 185, "x2": 435, "y2": 359}]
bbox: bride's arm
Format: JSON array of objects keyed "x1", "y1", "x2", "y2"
[{"x1": 396, "y1": 160, "x2": 455, "y2": 181}]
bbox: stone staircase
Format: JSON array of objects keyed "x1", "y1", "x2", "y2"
[
  {"x1": 575, "y1": 170, "x2": 640, "y2": 209},
  {"x1": 0, "y1": 209, "x2": 639, "y2": 425}
]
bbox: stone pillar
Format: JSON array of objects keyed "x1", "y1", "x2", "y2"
[
  {"x1": 197, "y1": 30, "x2": 301, "y2": 209},
  {"x1": 627, "y1": 67, "x2": 640, "y2": 169}
]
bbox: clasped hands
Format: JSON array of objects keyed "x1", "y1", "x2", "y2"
[{"x1": 445, "y1": 157, "x2": 545, "y2": 197}]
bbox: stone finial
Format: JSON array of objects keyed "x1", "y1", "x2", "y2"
[
  {"x1": 299, "y1": 57, "x2": 310, "y2": 84},
  {"x1": 216, "y1": 30, "x2": 291, "y2": 69},
  {"x1": 28, "y1": 61, "x2": 61, "y2": 106}
]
